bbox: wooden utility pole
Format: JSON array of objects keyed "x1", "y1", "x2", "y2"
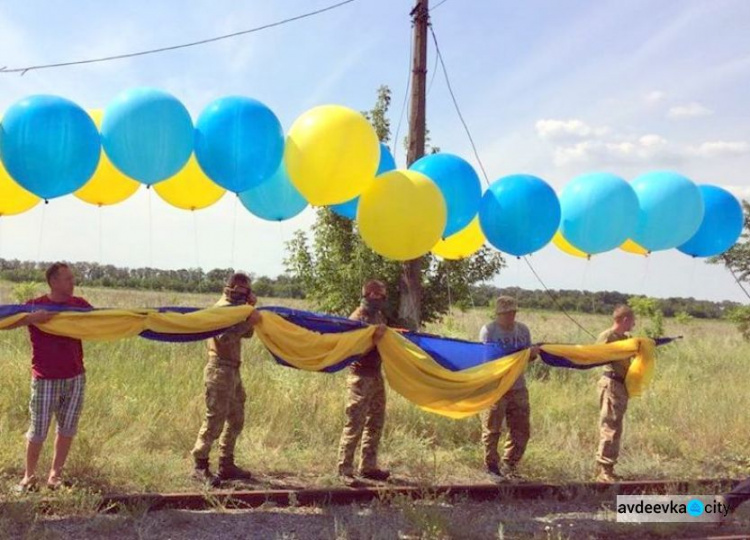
[{"x1": 399, "y1": 0, "x2": 429, "y2": 330}]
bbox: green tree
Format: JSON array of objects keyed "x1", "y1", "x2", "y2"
[
  {"x1": 726, "y1": 305, "x2": 750, "y2": 341},
  {"x1": 11, "y1": 282, "x2": 41, "y2": 303},
  {"x1": 284, "y1": 86, "x2": 505, "y2": 324},
  {"x1": 710, "y1": 199, "x2": 750, "y2": 339},
  {"x1": 710, "y1": 199, "x2": 749, "y2": 284},
  {"x1": 628, "y1": 296, "x2": 664, "y2": 338}
]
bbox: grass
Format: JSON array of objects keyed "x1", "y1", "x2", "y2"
[{"x1": 0, "y1": 281, "x2": 749, "y2": 536}]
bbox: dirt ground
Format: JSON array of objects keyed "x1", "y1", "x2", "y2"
[{"x1": 2, "y1": 494, "x2": 749, "y2": 539}]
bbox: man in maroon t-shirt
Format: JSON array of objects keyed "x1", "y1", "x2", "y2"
[{"x1": 4, "y1": 262, "x2": 92, "y2": 491}]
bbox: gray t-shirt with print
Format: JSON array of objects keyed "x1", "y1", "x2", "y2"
[{"x1": 479, "y1": 321, "x2": 532, "y2": 390}]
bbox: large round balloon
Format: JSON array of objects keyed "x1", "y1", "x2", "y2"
[
  {"x1": 75, "y1": 110, "x2": 140, "y2": 206},
  {"x1": 479, "y1": 174, "x2": 560, "y2": 256},
  {"x1": 410, "y1": 153, "x2": 482, "y2": 237},
  {"x1": 631, "y1": 171, "x2": 704, "y2": 251},
  {"x1": 285, "y1": 105, "x2": 379, "y2": 205},
  {"x1": 552, "y1": 231, "x2": 587, "y2": 259},
  {"x1": 620, "y1": 239, "x2": 649, "y2": 255},
  {"x1": 330, "y1": 143, "x2": 396, "y2": 219},
  {"x1": 101, "y1": 87, "x2": 193, "y2": 185},
  {"x1": 154, "y1": 155, "x2": 226, "y2": 210},
  {"x1": 432, "y1": 217, "x2": 485, "y2": 260},
  {"x1": 0, "y1": 160, "x2": 40, "y2": 216},
  {"x1": 195, "y1": 96, "x2": 284, "y2": 193},
  {"x1": 559, "y1": 172, "x2": 638, "y2": 254},
  {"x1": 677, "y1": 185, "x2": 744, "y2": 257},
  {"x1": 0, "y1": 95, "x2": 100, "y2": 199},
  {"x1": 238, "y1": 163, "x2": 308, "y2": 221},
  {"x1": 358, "y1": 169, "x2": 446, "y2": 261}
]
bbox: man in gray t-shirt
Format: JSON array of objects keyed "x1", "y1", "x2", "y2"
[{"x1": 479, "y1": 296, "x2": 538, "y2": 478}]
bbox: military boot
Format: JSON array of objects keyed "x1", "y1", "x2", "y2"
[
  {"x1": 192, "y1": 458, "x2": 221, "y2": 488},
  {"x1": 595, "y1": 463, "x2": 621, "y2": 483},
  {"x1": 217, "y1": 455, "x2": 254, "y2": 481},
  {"x1": 360, "y1": 468, "x2": 390, "y2": 481}
]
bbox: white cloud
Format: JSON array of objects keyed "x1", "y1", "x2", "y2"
[
  {"x1": 552, "y1": 137, "x2": 681, "y2": 167},
  {"x1": 687, "y1": 141, "x2": 750, "y2": 158},
  {"x1": 667, "y1": 101, "x2": 713, "y2": 119},
  {"x1": 553, "y1": 136, "x2": 750, "y2": 167},
  {"x1": 537, "y1": 116, "x2": 749, "y2": 167},
  {"x1": 638, "y1": 134, "x2": 668, "y2": 148},
  {"x1": 645, "y1": 90, "x2": 665, "y2": 104},
  {"x1": 535, "y1": 119, "x2": 610, "y2": 141}
]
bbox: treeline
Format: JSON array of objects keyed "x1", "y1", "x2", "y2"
[
  {"x1": 472, "y1": 285, "x2": 739, "y2": 319},
  {"x1": 0, "y1": 259, "x2": 305, "y2": 299},
  {"x1": 0, "y1": 258, "x2": 738, "y2": 318}
]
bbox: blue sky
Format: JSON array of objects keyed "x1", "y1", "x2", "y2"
[{"x1": 1, "y1": 0, "x2": 749, "y2": 303}]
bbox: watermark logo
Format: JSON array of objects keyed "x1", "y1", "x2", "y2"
[
  {"x1": 617, "y1": 495, "x2": 727, "y2": 523},
  {"x1": 686, "y1": 498, "x2": 704, "y2": 517}
]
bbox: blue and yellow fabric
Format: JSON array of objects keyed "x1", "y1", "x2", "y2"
[{"x1": 0, "y1": 304, "x2": 665, "y2": 419}]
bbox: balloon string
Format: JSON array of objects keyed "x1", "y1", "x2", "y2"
[
  {"x1": 230, "y1": 196, "x2": 238, "y2": 270},
  {"x1": 36, "y1": 203, "x2": 47, "y2": 261},
  {"x1": 446, "y1": 265, "x2": 453, "y2": 315},
  {"x1": 687, "y1": 256, "x2": 698, "y2": 293},
  {"x1": 148, "y1": 188, "x2": 153, "y2": 267},
  {"x1": 639, "y1": 254, "x2": 651, "y2": 296},
  {"x1": 193, "y1": 210, "x2": 201, "y2": 269},
  {"x1": 580, "y1": 256, "x2": 591, "y2": 291},
  {"x1": 98, "y1": 205, "x2": 103, "y2": 264}
]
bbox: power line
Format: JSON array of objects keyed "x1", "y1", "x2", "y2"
[
  {"x1": 430, "y1": 0, "x2": 452, "y2": 11},
  {"x1": 523, "y1": 257, "x2": 597, "y2": 339},
  {"x1": 428, "y1": 24, "x2": 490, "y2": 187},
  {"x1": 425, "y1": 38, "x2": 440, "y2": 97},
  {"x1": 391, "y1": 21, "x2": 414, "y2": 162},
  {"x1": 429, "y1": 20, "x2": 596, "y2": 338},
  {"x1": 0, "y1": 0, "x2": 358, "y2": 75}
]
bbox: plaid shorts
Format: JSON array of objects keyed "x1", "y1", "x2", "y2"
[{"x1": 27, "y1": 374, "x2": 86, "y2": 442}]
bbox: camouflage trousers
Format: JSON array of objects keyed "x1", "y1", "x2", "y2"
[
  {"x1": 480, "y1": 387, "x2": 530, "y2": 469},
  {"x1": 337, "y1": 371, "x2": 386, "y2": 475},
  {"x1": 191, "y1": 361, "x2": 246, "y2": 461},
  {"x1": 596, "y1": 377, "x2": 629, "y2": 466}
]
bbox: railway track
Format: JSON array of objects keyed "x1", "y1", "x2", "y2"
[{"x1": 97, "y1": 478, "x2": 739, "y2": 512}]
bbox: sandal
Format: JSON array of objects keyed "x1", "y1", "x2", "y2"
[
  {"x1": 46, "y1": 476, "x2": 66, "y2": 490},
  {"x1": 14, "y1": 475, "x2": 38, "y2": 494}
]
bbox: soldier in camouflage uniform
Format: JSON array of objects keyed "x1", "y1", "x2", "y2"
[
  {"x1": 337, "y1": 279, "x2": 389, "y2": 483},
  {"x1": 479, "y1": 296, "x2": 539, "y2": 479},
  {"x1": 191, "y1": 273, "x2": 262, "y2": 487},
  {"x1": 595, "y1": 304, "x2": 636, "y2": 483}
]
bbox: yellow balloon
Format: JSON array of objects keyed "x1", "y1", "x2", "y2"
[
  {"x1": 75, "y1": 109, "x2": 140, "y2": 206},
  {"x1": 620, "y1": 238, "x2": 649, "y2": 256},
  {"x1": 358, "y1": 170, "x2": 446, "y2": 261},
  {"x1": 154, "y1": 155, "x2": 226, "y2": 210},
  {"x1": 284, "y1": 105, "x2": 379, "y2": 206},
  {"x1": 432, "y1": 217, "x2": 485, "y2": 260},
  {"x1": 552, "y1": 231, "x2": 588, "y2": 258},
  {"x1": 0, "y1": 160, "x2": 40, "y2": 216}
]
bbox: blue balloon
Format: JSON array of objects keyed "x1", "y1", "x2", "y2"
[
  {"x1": 196, "y1": 96, "x2": 284, "y2": 193},
  {"x1": 0, "y1": 95, "x2": 100, "y2": 199},
  {"x1": 410, "y1": 153, "x2": 482, "y2": 236},
  {"x1": 238, "y1": 162, "x2": 307, "y2": 221},
  {"x1": 559, "y1": 172, "x2": 638, "y2": 254},
  {"x1": 631, "y1": 171, "x2": 704, "y2": 251},
  {"x1": 479, "y1": 174, "x2": 560, "y2": 256},
  {"x1": 677, "y1": 185, "x2": 744, "y2": 257},
  {"x1": 101, "y1": 88, "x2": 193, "y2": 185},
  {"x1": 330, "y1": 143, "x2": 396, "y2": 219}
]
